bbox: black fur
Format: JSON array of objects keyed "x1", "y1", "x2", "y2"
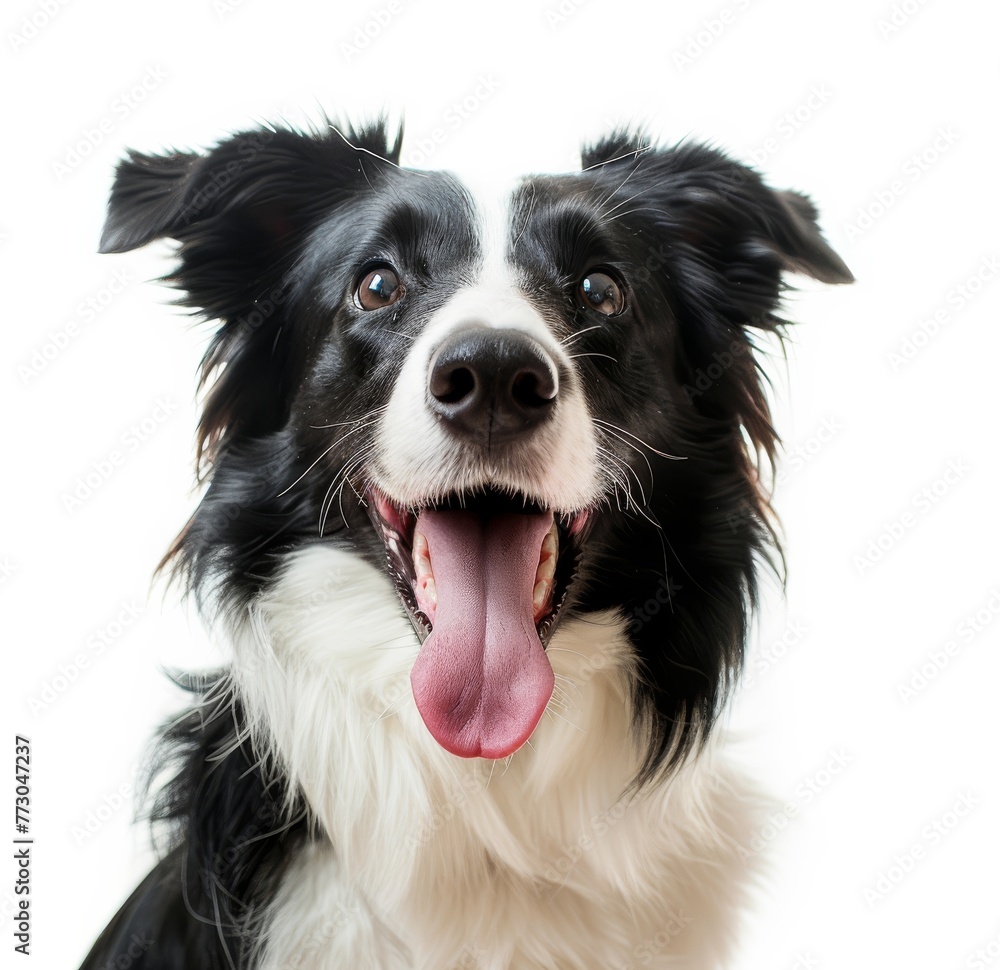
[
  {"x1": 82, "y1": 118, "x2": 850, "y2": 968},
  {"x1": 80, "y1": 678, "x2": 306, "y2": 969}
]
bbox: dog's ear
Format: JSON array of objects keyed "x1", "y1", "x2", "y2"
[
  {"x1": 583, "y1": 133, "x2": 852, "y2": 287},
  {"x1": 766, "y1": 188, "x2": 854, "y2": 285},
  {"x1": 100, "y1": 124, "x2": 400, "y2": 319},
  {"x1": 99, "y1": 149, "x2": 203, "y2": 254},
  {"x1": 583, "y1": 136, "x2": 851, "y2": 456},
  {"x1": 99, "y1": 123, "x2": 399, "y2": 466}
]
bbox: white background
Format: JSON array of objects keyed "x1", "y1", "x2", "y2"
[{"x1": 3, "y1": 0, "x2": 999, "y2": 967}]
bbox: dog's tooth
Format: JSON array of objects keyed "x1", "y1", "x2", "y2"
[
  {"x1": 535, "y1": 523, "x2": 558, "y2": 587},
  {"x1": 540, "y1": 521, "x2": 558, "y2": 561},
  {"x1": 418, "y1": 575, "x2": 437, "y2": 607},
  {"x1": 532, "y1": 579, "x2": 551, "y2": 620},
  {"x1": 413, "y1": 531, "x2": 432, "y2": 579},
  {"x1": 535, "y1": 551, "x2": 556, "y2": 586}
]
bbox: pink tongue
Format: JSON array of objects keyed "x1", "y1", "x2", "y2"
[{"x1": 409, "y1": 508, "x2": 555, "y2": 759}]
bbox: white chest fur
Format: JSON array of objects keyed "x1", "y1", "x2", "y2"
[{"x1": 228, "y1": 545, "x2": 761, "y2": 970}]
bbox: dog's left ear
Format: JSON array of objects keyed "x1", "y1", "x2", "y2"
[
  {"x1": 583, "y1": 134, "x2": 853, "y2": 287},
  {"x1": 760, "y1": 187, "x2": 854, "y2": 285},
  {"x1": 583, "y1": 134, "x2": 851, "y2": 468}
]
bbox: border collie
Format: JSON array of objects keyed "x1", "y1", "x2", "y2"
[{"x1": 81, "y1": 120, "x2": 851, "y2": 970}]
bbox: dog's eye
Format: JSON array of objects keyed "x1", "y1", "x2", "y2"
[
  {"x1": 578, "y1": 269, "x2": 625, "y2": 316},
  {"x1": 355, "y1": 265, "x2": 404, "y2": 311}
]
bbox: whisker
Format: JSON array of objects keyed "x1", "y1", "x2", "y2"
[
  {"x1": 597, "y1": 437, "x2": 653, "y2": 499},
  {"x1": 597, "y1": 162, "x2": 642, "y2": 212},
  {"x1": 602, "y1": 189, "x2": 644, "y2": 217},
  {"x1": 559, "y1": 325, "x2": 603, "y2": 349},
  {"x1": 318, "y1": 445, "x2": 374, "y2": 536},
  {"x1": 547, "y1": 647, "x2": 593, "y2": 661},
  {"x1": 568, "y1": 352, "x2": 619, "y2": 364},
  {"x1": 581, "y1": 143, "x2": 652, "y2": 173},
  {"x1": 594, "y1": 419, "x2": 685, "y2": 460},
  {"x1": 276, "y1": 440, "x2": 340, "y2": 497},
  {"x1": 552, "y1": 673, "x2": 584, "y2": 702},
  {"x1": 513, "y1": 182, "x2": 536, "y2": 255},
  {"x1": 596, "y1": 446, "x2": 661, "y2": 529},
  {"x1": 605, "y1": 205, "x2": 671, "y2": 224},
  {"x1": 311, "y1": 405, "x2": 386, "y2": 430},
  {"x1": 545, "y1": 707, "x2": 588, "y2": 734},
  {"x1": 276, "y1": 420, "x2": 379, "y2": 498},
  {"x1": 327, "y1": 123, "x2": 431, "y2": 177}
]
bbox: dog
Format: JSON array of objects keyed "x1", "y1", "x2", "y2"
[{"x1": 80, "y1": 119, "x2": 851, "y2": 970}]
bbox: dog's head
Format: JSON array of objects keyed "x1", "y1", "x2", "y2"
[{"x1": 102, "y1": 121, "x2": 850, "y2": 775}]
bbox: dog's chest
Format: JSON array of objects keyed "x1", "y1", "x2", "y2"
[
  {"x1": 258, "y1": 744, "x2": 755, "y2": 970},
  {"x1": 241, "y1": 547, "x2": 758, "y2": 969}
]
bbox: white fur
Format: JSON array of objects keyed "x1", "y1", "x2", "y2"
[
  {"x1": 374, "y1": 186, "x2": 602, "y2": 512},
  {"x1": 228, "y1": 546, "x2": 764, "y2": 970}
]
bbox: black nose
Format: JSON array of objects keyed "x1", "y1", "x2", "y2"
[{"x1": 428, "y1": 327, "x2": 559, "y2": 442}]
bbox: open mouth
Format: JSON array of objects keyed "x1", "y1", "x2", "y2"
[{"x1": 367, "y1": 486, "x2": 591, "y2": 760}]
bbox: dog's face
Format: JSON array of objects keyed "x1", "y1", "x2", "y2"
[{"x1": 102, "y1": 123, "x2": 850, "y2": 772}]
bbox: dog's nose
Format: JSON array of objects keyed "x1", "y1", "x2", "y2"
[{"x1": 428, "y1": 327, "x2": 559, "y2": 441}]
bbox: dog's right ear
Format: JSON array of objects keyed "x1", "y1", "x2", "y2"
[
  {"x1": 100, "y1": 124, "x2": 400, "y2": 256},
  {"x1": 99, "y1": 125, "x2": 401, "y2": 326},
  {"x1": 99, "y1": 122, "x2": 400, "y2": 465},
  {"x1": 98, "y1": 149, "x2": 203, "y2": 254}
]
